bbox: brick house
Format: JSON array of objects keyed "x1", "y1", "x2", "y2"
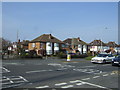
[
  {"x1": 63, "y1": 37, "x2": 88, "y2": 54},
  {"x1": 28, "y1": 34, "x2": 64, "y2": 55}
]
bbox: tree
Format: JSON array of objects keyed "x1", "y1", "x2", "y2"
[{"x1": 1, "y1": 37, "x2": 12, "y2": 53}]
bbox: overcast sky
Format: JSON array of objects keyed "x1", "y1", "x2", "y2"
[{"x1": 2, "y1": 2, "x2": 118, "y2": 43}]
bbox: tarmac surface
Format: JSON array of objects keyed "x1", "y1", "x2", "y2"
[{"x1": 1, "y1": 58, "x2": 120, "y2": 90}]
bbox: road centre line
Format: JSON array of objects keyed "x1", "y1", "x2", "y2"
[
  {"x1": 55, "y1": 82, "x2": 67, "y2": 86},
  {"x1": 26, "y1": 70, "x2": 53, "y2": 73},
  {"x1": 61, "y1": 85, "x2": 74, "y2": 88},
  {"x1": 82, "y1": 78, "x2": 90, "y2": 80},
  {"x1": 93, "y1": 76, "x2": 100, "y2": 78},
  {"x1": 36, "y1": 85, "x2": 49, "y2": 88}
]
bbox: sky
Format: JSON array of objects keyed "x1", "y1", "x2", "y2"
[{"x1": 2, "y1": 2, "x2": 118, "y2": 44}]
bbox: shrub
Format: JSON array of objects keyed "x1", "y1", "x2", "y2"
[{"x1": 20, "y1": 50, "x2": 42, "y2": 59}]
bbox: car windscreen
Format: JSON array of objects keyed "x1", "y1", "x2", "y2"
[
  {"x1": 117, "y1": 56, "x2": 120, "y2": 58},
  {"x1": 108, "y1": 54, "x2": 113, "y2": 57},
  {"x1": 97, "y1": 54, "x2": 108, "y2": 57}
]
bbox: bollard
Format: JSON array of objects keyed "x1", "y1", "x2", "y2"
[{"x1": 67, "y1": 54, "x2": 71, "y2": 61}]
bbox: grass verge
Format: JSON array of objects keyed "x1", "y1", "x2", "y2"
[{"x1": 85, "y1": 56, "x2": 95, "y2": 60}]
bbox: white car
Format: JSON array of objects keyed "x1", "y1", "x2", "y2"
[{"x1": 91, "y1": 53, "x2": 115, "y2": 63}]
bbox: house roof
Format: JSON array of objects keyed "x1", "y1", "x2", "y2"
[
  {"x1": 89, "y1": 40, "x2": 106, "y2": 46},
  {"x1": 21, "y1": 40, "x2": 30, "y2": 46},
  {"x1": 63, "y1": 37, "x2": 87, "y2": 45},
  {"x1": 107, "y1": 42, "x2": 118, "y2": 47},
  {"x1": 63, "y1": 38, "x2": 72, "y2": 45},
  {"x1": 71, "y1": 38, "x2": 87, "y2": 45},
  {"x1": 31, "y1": 34, "x2": 64, "y2": 43}
]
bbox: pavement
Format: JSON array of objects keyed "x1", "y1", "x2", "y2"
[{"x1": 1, "y1": 58, "x2": 120, "y2": 89}]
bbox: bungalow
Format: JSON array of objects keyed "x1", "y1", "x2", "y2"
[
  {"x1": 63, "y1": 37, "x2": 88, "y2": 54},
  {"x1": 28, "y1": 34, "x2": 64, "y2": 56},
  {"x1": 89, "y1": 40, "x2": 107, "y2": 53},
  {"x1": 106, "y1": 42, "x2": 118, "y2": 53}
]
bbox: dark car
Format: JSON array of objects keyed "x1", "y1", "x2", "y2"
[{"x1": 111, "y1": 55, "x2": 120, "y2": 66}]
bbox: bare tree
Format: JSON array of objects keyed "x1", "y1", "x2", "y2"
[{"x1": 1, "y1": 37, "x2": 12, "y2": 53}]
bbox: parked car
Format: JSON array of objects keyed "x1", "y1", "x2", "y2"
[
  {"x1": 111, "y1": 55, "x2": 120, "y2": 66},
  {"x1": 91, "y1": 53, "x2": 115, "y2": 64}
]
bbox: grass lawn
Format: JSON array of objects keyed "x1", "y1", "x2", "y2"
[{"x1": 85, "y1": 56, "x2": 95, "y2": 60}]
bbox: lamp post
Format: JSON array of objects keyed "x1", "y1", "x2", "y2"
[{"x1": 99, "y1": 27, "x2": 109, "y2": 53}]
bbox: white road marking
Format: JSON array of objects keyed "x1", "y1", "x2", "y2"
[
  {"x1": 76, "y1": 82, "x2": 86, "y2": 86},
  {"x1": 84, "y1": 66, "x2": 95, "y2": 68},
  {"x1": 26, "y1": 70, "x2": 52, "y2": 73},
  {"x1": 14, "y1": 81, "x2": 25, "y2": 83},
  {"x1": 85, "y1": 81, "x2": 111, "y2": 89},
  {"x1": 1, "y1": 78, "x2": 8, "y2": 81},
  {"x1": 2, "y1": 83, "x2": 23, "y2": 89},
  {"x1": 11, "y1": 77, "x2": 21, "y2": 80},
  {"x1": 57, "y1": 68, "x2": 67, "y2": 71},
  {"x1": 70, "y1": 80, "x2": 81, "y2": 83},
  {"x1": 103, "y1": 74, "x2": 109, "y2": 77},
  {"x1": 2, "y1": 67, "x2": 10, "y2": 73},
  {"x1": 19, "y1": 76, "x2": 28, "y2": 82},
  {"x1": 110, "y1": 73, "x2": 115, "y2": 75},
  {"x1": 82, "y1": 78, "x2": 90, "y2": 80},
  {"x1": 93, "y1": 76, "x2": 100, "y2": 79},
  {"x1": 102, "y1": 64, "x2": 110, "y2": 66},
  {"x1": 48, "y1": 63, "x2": 61, "y2": 66},
  {"x1": 75, "y1": 80, "x2": 111, "y2": 89},
  {"x1": 2, "y1": 82, "x2": 12, "y2": 85},
  {"x1": 6, "y1": 78, "x2": 14, "y2": 83},
  {"x1": 61, "y1": 85, "x2": 74, "y2": 88},
  {"x1": 55, "y1": 82, "x2": 67, "y2": 86},
  {"x1": 36, "y1": 85, "x2": 49, "y2": 88},
  {"x1": 64, "y1": 65, "x2": 75, "y2": 68}
]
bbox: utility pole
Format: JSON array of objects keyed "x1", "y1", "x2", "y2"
[
  {"x1": 17, "y1": 30, "x2": 19, "y2": 42},
  {"x1": 101, "y1": 39, "x2": 102, "y2": 52}
]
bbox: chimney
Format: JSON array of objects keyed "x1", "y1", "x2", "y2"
[
  {"x1": 78, "y1": 37, "x2": 80, "y2": 41},
  {"x1": 18, "y1": 39, "x2": 20, "y2": 43},
  {"x1": 49, "y1": 34, "x2": 52, "y2": 39}
]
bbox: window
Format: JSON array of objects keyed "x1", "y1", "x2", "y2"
[
  {"x1": 54, "y1": 43, "x2": 59, "y2": 47},
  {"x1": 32, "y1": 43, "x2": 35, "y2": 48}
]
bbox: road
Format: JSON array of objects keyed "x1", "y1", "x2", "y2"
[{"x1": 1, "y1": 58, "x2": 120, "y2": 89}]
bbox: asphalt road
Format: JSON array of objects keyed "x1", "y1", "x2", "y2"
[{"x1": 1, "y1": 58, "x2": 120, "y2": 90}]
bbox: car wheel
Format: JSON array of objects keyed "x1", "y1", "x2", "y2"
[{"x1": 103, "y1": 60, "x2": 106, "y2": 64}]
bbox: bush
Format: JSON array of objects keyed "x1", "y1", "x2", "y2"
[{"x1": 20, "y1": 50, "x2": 42, "y2": 59}]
